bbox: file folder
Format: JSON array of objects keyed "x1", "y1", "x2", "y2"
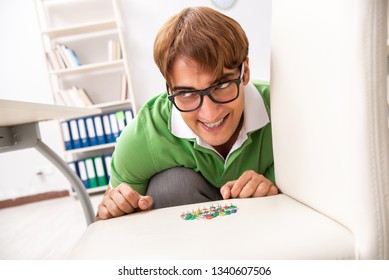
[
  {"x1": 60, "y1": 121, "x2": 73, "y2": 150},
  {"x1": 109, "y1": 113, "x2": 120, "y2": 139},
  {"x1": 124, "y1": 109, "x2": 134, "y2": 125},
  {"x1": 102, "y1": 114, "x2": 115, "y2": 143},
  {"x1": 77, "y1": 118, "x2": 89, "y2": 147},
  {"x1": 103, "y1": 154, "x2": 112, "y2": 182},
  {"x1": 85, "y1": 117, "x2": 98, "y2": 146},
  {"x1": 85, "y1": 157, "x2": 98, "y2": 188},
  {"x1": 116, "y1": 111, "x2": 126, "y2": 135},
  {"x1": 69, "y1": 119, "x2": 81, "y2": 149},
  {"x1": 94, "y1": 156, "x2": 108, "y2": 187},
  {"x1": 93, "y1": 115, "x2": 106, "y2": 145},
  {"x1": 77, "y1": 160, "x2": 90, "y2": 189}
]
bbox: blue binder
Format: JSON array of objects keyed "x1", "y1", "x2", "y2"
[
  {"x1": 85, "y1": 117, "x2": 98, "y2": 146},
  {"x1": 102, "y1": 114, "x2": 115, "y2": 143},
  {"x1": 60, "y1": 121, "x2": 73, "y2": 150},
  {"x1": 116, "y1": 111, "x2": 126, "y2": 135},
  {"x1": 77, "y1": 160, "x2": 90, "y2": 189},
  {"x1": 77, "y1": 118, "x2": 89, "y2": 147},
  {"x1": 103, "y1": 154, "x2": 112, "y2": 182},
  {"x1": 93, "y1": 115, "x2": 106, "y2": 145},
  {"x1": 69, "y1": 119, "x2": 81, "y2": 149},
  {"x1": 109, "y1": 113, "x2": 120, "y2": 139},
  {"x1": 124, "y1": 109, "x2": 134, "y2": 125}
]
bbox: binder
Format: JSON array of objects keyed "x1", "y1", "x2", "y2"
[
  {"x1": 60, "y1": 121, "x2": 73, "y2": 150},
  {"x1": 94, "y1": 156, "x2": 108, "y2": 186},
  {"x1": 85, "y1": 117, "x2": 97, "y2": 146},
  {"x1": 124, "y1": 109, "x2": 134, "y2": 125},
  {"x1": 93, "y1": 115, "x2": 106, "y2": 145},
  {"x1": 77, "y1": 160, "x2": 90, "y2": 189},
  {"x1": 85, "y1": 158, "x2": 98, "y2": 188},
  {"x1": 103, "y1": 154, "x2": 112, "y2": 182},
  {"x1": 69, "y1": 119, "x2": 81, "y2": 149},
  {"x1": 102, "y1": 114, "x2": 115, "y2": 143},
  {"x1": 77, "y1": 118, "x2": 89, "y2": 147},
  {"x1": 109, "y1": 113, "x2": 120, "y2": 139},
  {"x1": 116, "y1": 111, "x2": 126, "y2": 135}
]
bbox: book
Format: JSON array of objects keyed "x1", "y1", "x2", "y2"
[
  {"x1": 78, "y1": 88, "x2": 93, "y2": 106},
  {"x1": 68, "y1": 87, "x2": 87, "y2": 107},
  {"x1": 55, "y1": 44, "x2": 72, "y2": 68},
  {"x1": 46, "y1": 50, "x2": 61, "y2": 70},
  {"x1": 65, "y1": 47, "x2": 81, "y2": 67}
]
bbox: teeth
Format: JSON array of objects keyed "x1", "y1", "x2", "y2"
[{"x1": 204, "y1": 118, "x2": 224, "y2": 128}]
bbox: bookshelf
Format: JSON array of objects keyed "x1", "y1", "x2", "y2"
[{"x1": 35, "y1": 0, "x2": 137, "y2": 195}]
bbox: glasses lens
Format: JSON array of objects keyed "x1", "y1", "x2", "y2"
[
  {"x1": 210, "y1": 81, "x2": 239, "y2": 103},
  {"x1": 174, "y1": 92, "x2": 202, "y2": 112}
]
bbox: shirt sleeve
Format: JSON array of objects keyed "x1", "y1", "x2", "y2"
[{"x1": 109, "y1": 113, "x2": 158, "y2": 195}]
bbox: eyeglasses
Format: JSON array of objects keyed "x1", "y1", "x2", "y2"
[{"x1": 167, "y1": 63, "x2": 244, "y2": 112}]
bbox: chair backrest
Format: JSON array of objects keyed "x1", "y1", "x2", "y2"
[{"x1": 271, "y1": 0, "x2": 389, "y2": 259}]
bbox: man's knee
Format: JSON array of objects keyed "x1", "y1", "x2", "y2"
[{"x1": 146, "y1": 167, "x2": 222, "y2": 208}]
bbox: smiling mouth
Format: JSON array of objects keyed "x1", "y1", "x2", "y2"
[{"x1": 201, "y1": 116, "x2": 226, "y2": 128}]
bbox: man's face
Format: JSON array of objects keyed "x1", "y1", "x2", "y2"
[{"x1": 169, "y1": 57, "x2": 249, "y2": 148}]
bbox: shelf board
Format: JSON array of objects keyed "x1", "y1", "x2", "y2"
[
  {"x1": 41, "y1": 19, "x2": 117, "y2": 38},
  {"x1": 65, "y1": 142, "x2": 116, "y2": 156},
  {"x1": 91, "y1": 100, "x2": 133, "y2": 112},
  {"x1": 48, "y1": 60, "x2": 124, "y2": 76}
]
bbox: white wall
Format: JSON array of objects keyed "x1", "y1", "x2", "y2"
[
  {"x1": 117, "y1": 0, "x2": 272, "y2": 106},
  {"x1": 0, "y1": 0, "x2": 272, "y2": 200},
  {"x1": 0, "y1": 0, "x2": 68, "y2": 200}
]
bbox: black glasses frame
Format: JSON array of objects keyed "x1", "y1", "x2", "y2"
[{"x1": 167, "y1": 63, "x2": 244, "y2": 112}]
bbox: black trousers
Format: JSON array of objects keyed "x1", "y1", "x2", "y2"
[{"x1": 146, "y1": 167, "x2": 223, "y2": 209}]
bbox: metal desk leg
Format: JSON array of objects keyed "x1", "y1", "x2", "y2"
[
  {"x1": 1, "y1": 122, "x2": 95, "y2": 226},
  {"x1": 35, "y1": 140, "x2": 95, "y2": 225}
]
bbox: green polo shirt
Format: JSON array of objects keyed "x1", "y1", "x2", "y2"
[{"x1": 110, "y1": 80, "x2": 274, "y2": 195}]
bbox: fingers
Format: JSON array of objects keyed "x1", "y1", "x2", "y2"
[
  {"x1": 220, "y1": 181, "x2": 234, "y2": 199},
  {"x1": 220, "y1": 170, "x2": 279, "y2": 200},
  {"x1": 97, "y1": 184, "x2": 153, "y2": 220}
]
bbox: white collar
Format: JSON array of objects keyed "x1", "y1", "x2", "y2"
[{"x1": 170, "y1": 81, "x2": 270, "y2": 150}]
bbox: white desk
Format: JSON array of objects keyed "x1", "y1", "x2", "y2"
[{"x1": 0, "y1": 99, "x2": 101, "y2": 225}]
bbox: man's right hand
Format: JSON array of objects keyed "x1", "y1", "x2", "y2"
[{"x1": 96, "y1": 183, "x2": 153, "y2": 221}]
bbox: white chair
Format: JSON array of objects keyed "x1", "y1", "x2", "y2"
[
  {"x1": 271, "y1": 0, "x2": 389, "y2": 259},
  {"x1": 68, "y1": 0, "x2": 389, "y2": 259}
]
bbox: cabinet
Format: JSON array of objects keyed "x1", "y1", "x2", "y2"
[{"x1": 35, "y1": 0, "x2": 137, "y2": 195}]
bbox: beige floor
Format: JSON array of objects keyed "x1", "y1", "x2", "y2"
[{"x1": 0, "y1": 193, "x2": 103, "y2": 260}]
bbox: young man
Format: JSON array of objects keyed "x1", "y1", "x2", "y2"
[{"x1": 97, "y1": 6, "x2": 278, "y2": 220}]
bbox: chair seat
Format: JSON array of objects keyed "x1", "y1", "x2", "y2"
[{"x1": 68, "y1": 195, "x2": 355, "y2": 259}]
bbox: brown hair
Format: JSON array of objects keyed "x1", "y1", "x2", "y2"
[{"x1": 153, "y1": 6, "x2": 249, "y2": 87}]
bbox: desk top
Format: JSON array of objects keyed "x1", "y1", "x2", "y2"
[{"x1": 0, "y1": 99, "x2": 101, "y2": 126}]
